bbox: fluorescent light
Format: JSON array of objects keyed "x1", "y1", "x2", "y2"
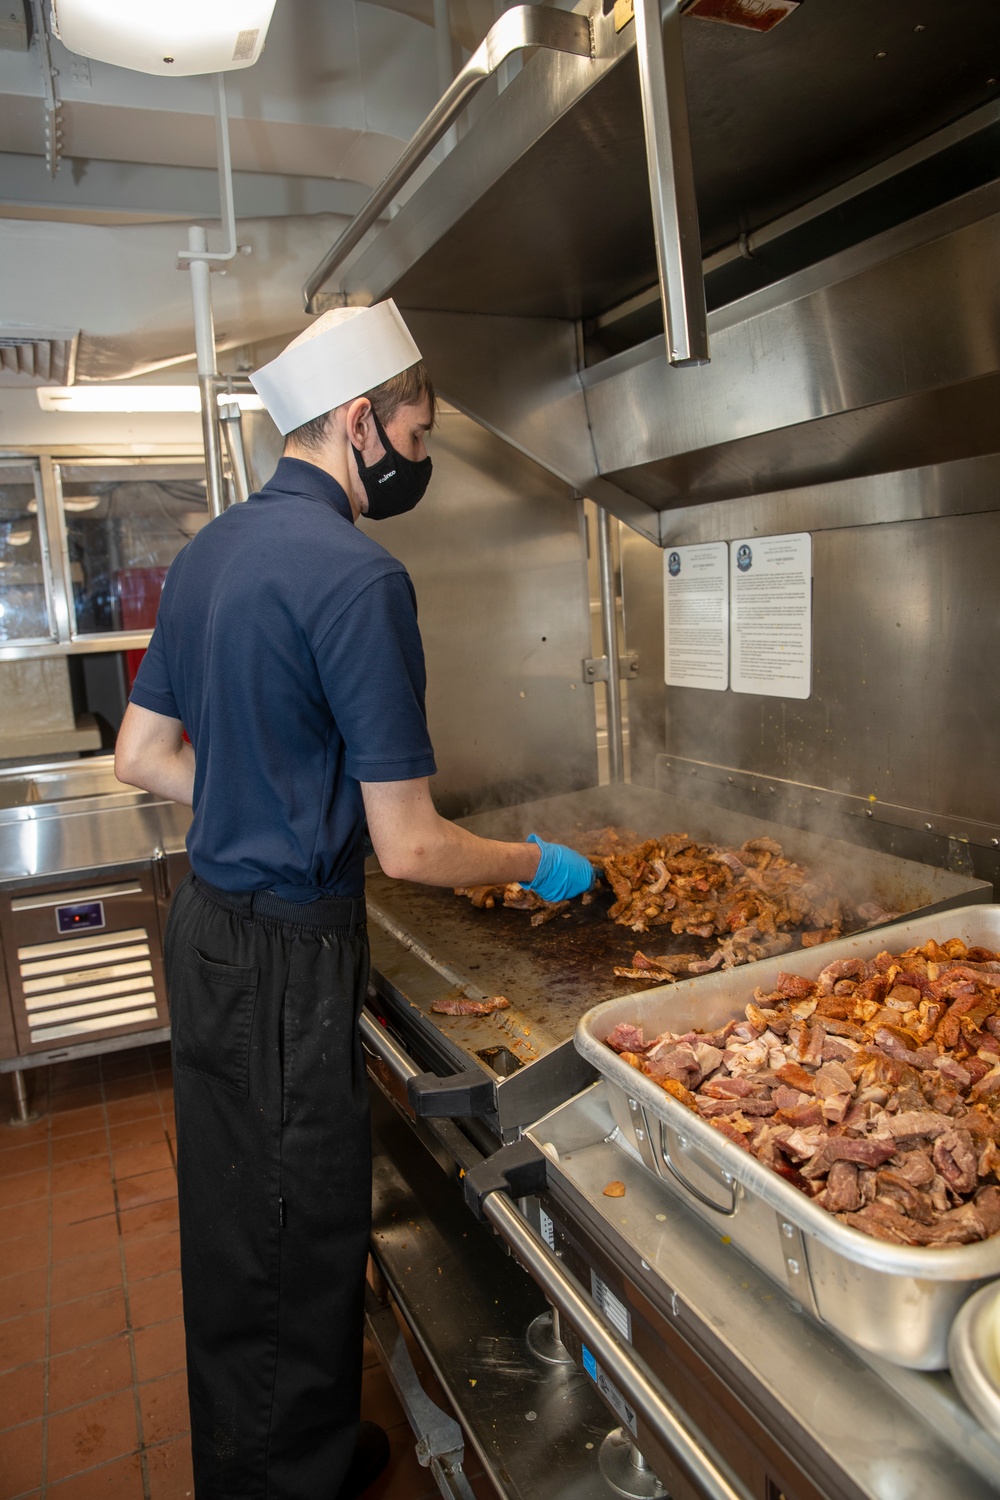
[
  {"x1": 63, "y1": 496, "x2": 102, "y2": 513},
  {"x1": 5, "y1": 530, "x2": 32, "y2": 546},
  {"x1": 37, "y1": 387, "x2": 264, "y2": 414},
  {"x1": 51, "y1": 0, "x2": 277, "y2": 77}
]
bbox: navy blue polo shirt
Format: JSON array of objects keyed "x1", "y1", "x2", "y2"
[{"x1": 130, "y1": 457, "x2": 437, "y2": 901}]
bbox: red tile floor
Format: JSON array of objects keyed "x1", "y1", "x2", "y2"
[{"x1": 0, "y1": 1043, "x2": 495, "y2": 1499}]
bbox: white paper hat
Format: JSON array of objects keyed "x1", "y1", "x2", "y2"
[{"x1": 250, "y1": 300, "x2": 422, "y2": 435}]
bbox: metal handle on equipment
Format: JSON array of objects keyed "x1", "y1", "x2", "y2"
[
  {"x1": 302, "y1": 5, "x2": 593, "y2": 310},
  {"x1": 360, "y1": 1009, "x2": 422, "y2": 1084},
  {"x1": 481, "y1": 1188, "x2": 751, "y2": 1500}
]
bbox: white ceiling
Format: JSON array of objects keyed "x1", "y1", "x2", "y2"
[{"x1": 0, "y1": 0, "x2": 493, "y2": 383}]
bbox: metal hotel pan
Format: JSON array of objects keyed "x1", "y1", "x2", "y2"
[{"x1": 576, "y1": 904, "x2": 1000, "y2": 1371}]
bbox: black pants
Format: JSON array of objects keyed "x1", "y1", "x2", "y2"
[{"x1": 164, "y1": 874, "x2": 371, "y2": 1500}]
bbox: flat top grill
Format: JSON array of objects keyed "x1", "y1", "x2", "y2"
[{"x1": 366, "y1": 784, "x2": 988, "y2": 1115}]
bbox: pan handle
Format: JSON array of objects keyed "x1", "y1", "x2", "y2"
[{"x1": 646, "y1": 1110, "x2": 739, "y2": 1216}]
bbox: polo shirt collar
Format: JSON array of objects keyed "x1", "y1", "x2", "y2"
[{"x1": 261, "y1": 456, "x2": 355, "y2": 522}]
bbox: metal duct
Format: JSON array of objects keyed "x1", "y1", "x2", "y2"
[{"x1": 0, "y1": 329, "x2": 79, "y2": 386}]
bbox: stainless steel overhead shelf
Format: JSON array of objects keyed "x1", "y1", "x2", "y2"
[{"x1": 307, "y1": 0, "x2": 1000, "y2": 540}]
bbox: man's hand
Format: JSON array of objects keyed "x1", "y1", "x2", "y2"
[
  {"x1": 115, "y1": 703, "x2": 195, "y2": 807},
  {"x1": 522, "y1": 835, "x2": 596, "y2": 902},
  {"x1": 361, "y1": 777, "x2": 549, "y2": 889}
]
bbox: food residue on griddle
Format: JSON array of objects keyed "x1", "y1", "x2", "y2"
[
  {"x1": 605, "y1": 935, "x2": 1000, "y2": 1247},
  {"x1": 454, "y1": 827, "x2": 898, "y2": 977},
  {"x1": 603, "y1": 1180, "x2": 626, "y2": 1198},
  {"x1": 430, "y1": 995, "x2": 511, "y2": 1016}
]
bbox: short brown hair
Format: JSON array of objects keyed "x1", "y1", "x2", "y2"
[{"x1": 285, "y1": 360, "x2": 435, "y2": 453}]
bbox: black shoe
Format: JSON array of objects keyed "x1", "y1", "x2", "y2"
[{"x1": 337, "y1": 1421, "x2": 391, "y2": 1499}]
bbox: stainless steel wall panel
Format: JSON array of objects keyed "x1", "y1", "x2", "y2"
[
  {"x1": 618, "y1": 486, "x2": 1000, "y2": 843},
  {"x1": 363, "y1": 411, "x2": 598, "y2": 816}
]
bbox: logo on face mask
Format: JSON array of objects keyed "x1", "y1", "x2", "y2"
[{"x1": 353, "y1": 411, "x2": 431, "y2": 519}]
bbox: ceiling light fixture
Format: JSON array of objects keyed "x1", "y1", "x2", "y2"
[
  {"x1": 50, "y1": 0, "x2": 277, "y2": 77},
  {"x1": 36, "y1": 387, "x2": 265, "y2": 414}
]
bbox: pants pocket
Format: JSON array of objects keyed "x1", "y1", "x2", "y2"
[{"x1": 174, "y1": 944, "x2": 259, "y2": 1096}]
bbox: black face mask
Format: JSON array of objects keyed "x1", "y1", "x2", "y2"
[{"x1": 352, "y1": 409, "x2": 432, "y2": 520}]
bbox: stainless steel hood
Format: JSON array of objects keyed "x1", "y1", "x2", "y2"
[{"x1": 310, "y1": 0, "x2": 1000, "y2": 542}]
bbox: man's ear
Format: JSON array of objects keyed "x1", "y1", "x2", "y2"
[{"x1": 344, "y1": 396, "x2": 373, "y2": 451}]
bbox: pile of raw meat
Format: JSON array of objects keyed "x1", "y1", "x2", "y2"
[
  {"x1": 604, "y1": 937, "x2": 1000, "y2": 1247},
  {"x1": 455, "y1": 828, "x2": 891, "y2": 969}
]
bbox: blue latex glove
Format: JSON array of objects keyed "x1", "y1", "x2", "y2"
[{"x1": 523, "y1": 834, "x2": 596, "y2": 903}]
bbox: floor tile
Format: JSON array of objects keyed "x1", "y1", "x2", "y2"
[
  {"x1": 49, "y1": 1288, "x2": 128, "y2": 1356},
  {"x1": 51, "y1": 1184, "x2": 117, "y2": 1227},
  {"x1": 118, "y1": 1199, "x2": 179, "y2": 1240},
  {"x1": 51, "y1": 1157, "x2": 113, "y2": 1198},
  {"x1": 0, "y1": 1267, "x2": 48, "y2": 1318},
  {"x1": 0, "y1": 1310, "x2": 45, "y2": 1373},
  {"x1": 128, "y1": 1270, "x2": 182, "y2": 1330},
  {"x1": 105, "y1": 1095, "x2": 162, "y2": 1127},
  {"x1": 51, "y1": 1215, "x2": 120, "y2": 1264},
  {"x1": 0, "y1": 1232, "x2": 48, "y2": 1277},
  {"x1": 145, "y1": 1433, "x2": 194, "y2": 1499},
  {"x1": 0, "y1": 1418, "x2": 43, "y2": 1496},
  {"x1": 51, "y1": 1249, "x2": 122, "y2": 1305},
  {"x1": 50, "y1": 1106, "x2": 107, "y2": 1139},
  {"x1": 46, "y1": 1388, "x2": 139, "y2": 1483},
  {"x1": 0, "y1": 1141, "x2": 49, "y2": 1176},
  {"x1": 48, "y1": 1334, "x2": 133, "y2": 1413},
  {"x1": 123, "y1": 1231, "x2": 180, "y2": 1283},
  {"x1": 116, "y1": 1169, "x2": 176, "y2": 1214},
  {"x1": 46, "y1": 1450, "x2": 145, "y2": 1498},
  {"x1": 0, "y1": 1119, "x2": 50, "y2": 1149},
  {"x1": 50, "y1": 1130, "x2": 110, "y2": 1167},
  {"x1": 0, "y1": 1359, "x2": 45, "y2": 1428},
  {"x1": 49, "y1": 1088, "x2": 103, "y2": 1118},
  {"x1": 102, "y1": 1074, "x2": 156, "y2": 1101},
  {"x1": 108, "y1": 1118, "x2": 168, "y2": 1152},
  {"x1": 0, "y1": 1169, "x2": 50, "y2": 1210},
  {"x1": 134, "y1": 1317, "x2": 186, "y2": 1384},
  {"x1": 113, "y1": 1141, "x2": 174, "y2": 1180},
  {"x1": 0, "y1": 1200, "x2": 48, "y2": 1250},
  {"x1": 138, "y1": 1370, "x2": 189, "y2": 1446}
]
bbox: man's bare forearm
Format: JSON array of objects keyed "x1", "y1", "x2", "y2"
[
  {"x1": 361, "y1": 778, "x2": 542, "y2": 888},
  {"x1": 115, "y1": 702, "x2": 196, "y2": 807},
  {"x1": 118, "y1": 742, "x2": 196, "y2": 806}
]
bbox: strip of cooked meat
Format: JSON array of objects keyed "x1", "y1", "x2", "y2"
[
  {"x1": 605, "y1": 937, "x2": 1000, "y2": 1246},
  {"x1": 430, "y1": 995, "x2": 510, "y2": 1016}
]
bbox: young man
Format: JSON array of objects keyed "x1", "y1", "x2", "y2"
[{"x1": 115, "y1": 302, "x2": 594, "y2": 1500}]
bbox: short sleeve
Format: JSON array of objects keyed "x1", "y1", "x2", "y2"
[
  {"x1": 130, "y1": 616, "x2": 181, "y2": 720},
  {"x1": 315, "y1": 568, "x2": 437, "y2": 782}
]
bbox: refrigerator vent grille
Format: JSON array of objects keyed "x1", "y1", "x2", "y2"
[{"x1": 18, "y1": 926, "x2": 158, "y2": 1042}]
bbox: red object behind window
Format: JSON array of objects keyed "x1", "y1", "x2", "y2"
[{"x1": 117, "y1": 567, "x2": 168, "y2": 691}]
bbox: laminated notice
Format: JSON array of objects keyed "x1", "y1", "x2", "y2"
[
  {"x1": 663, "y1": 542, "x2": 729, "y2": 691},
  {"x1": 730, "y1": 533, "x2": 812, "y2": 699}
]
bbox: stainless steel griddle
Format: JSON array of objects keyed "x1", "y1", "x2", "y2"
[{"x1": 366, "y1": 782, "x2": 988, "y2": 1135}]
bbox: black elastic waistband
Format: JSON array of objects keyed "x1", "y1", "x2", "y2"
[{"x1": 192, "y1": 876, "x2": 366, "y2": 933}]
